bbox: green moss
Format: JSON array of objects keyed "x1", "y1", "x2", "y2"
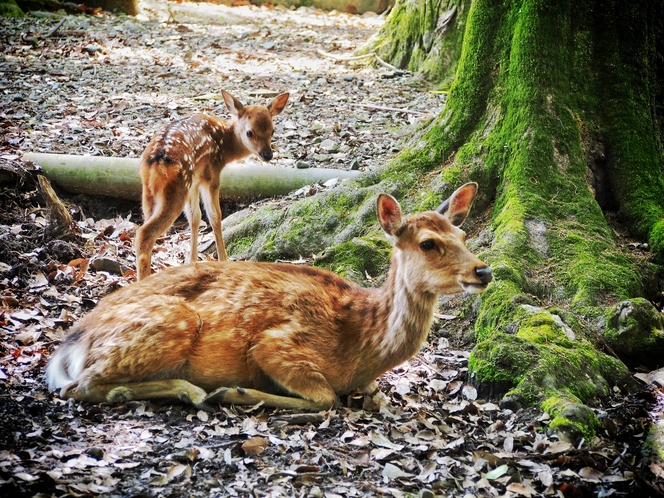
[
  {"x1": 0, "y1": 0, "x2": 23, "y2": 16},
  {"x1": 471, "y1": 307, "x2": 631, "y2": 439},
  {"x1": 368, "y1": 0, "x2": 472, "y2": 85},
  {"x1": 313, "y1": 235, "x2": 392, "y2": 285},
  {"x1": 468, "y1": 333, "x2": 538, "y2": 387},
  {"x1": 591, "y1": 1, "x2": 664, "y2": 261},
  {"x1": 651, "y1": 220, "x2": 664, "y2": 263},
  {"x1": 518, "y1": 324, "x2": 573, "y2": 348},
  {"x1": 227, "y1": 236, "x2": 253, "y2": 255},
  {"x1": 541, "y1": 397, "x2": 600, "y2": 442}
]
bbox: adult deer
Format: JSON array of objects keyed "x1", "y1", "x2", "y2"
[{"x1": 47, "y1": 183, "x2": 492, "y2": 411}]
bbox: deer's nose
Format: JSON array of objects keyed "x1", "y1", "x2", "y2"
[
  {"x1": 260, "y1": 149, "x2": 273, "y2": 161},
  {"x1": 475, "y1": 266, "x2": 493, "y2": 284}
]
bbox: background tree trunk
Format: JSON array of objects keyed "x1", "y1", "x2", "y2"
[{"x1": 225, "y1": 0, "x2": 664, "y2": 439}]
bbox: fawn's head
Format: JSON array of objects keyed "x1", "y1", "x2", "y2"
[
  {"x1": 377, "y1": 183, "x2": 492, "y2": 295},
  {"x1": 222, "y1": 90, "x2": 290, "y2": 161}
]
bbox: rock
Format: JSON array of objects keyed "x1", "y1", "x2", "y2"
[
  {"x1": 320, "y1": 139, "x2": 340, "y2": 152},
  {"x1": 605, "y1": 298, "x2": 664, "y2": 369},
  {"x1": 85, "y1": 447, "x2": 104, "y2": 460},
  {"x1": 296, "y1": 161, "x2": 310, "y2": 169}
]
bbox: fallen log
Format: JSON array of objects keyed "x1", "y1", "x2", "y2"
[{"x1": 22, "y1": 153, "x2": 362, "y2": 202}]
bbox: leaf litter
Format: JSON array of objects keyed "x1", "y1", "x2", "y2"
[{"x1": 1, "y1": 1, "x2": 663, "y2": 497}]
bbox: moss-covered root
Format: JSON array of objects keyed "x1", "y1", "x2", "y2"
[
  {"x1": 0, "y1": 0, "x2": 24, "y2": 16},
  {"x1": 469, "y1": 307, "x2": 634, "y2": 441}
]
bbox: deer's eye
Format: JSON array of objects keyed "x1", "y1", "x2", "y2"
[
  {"x1": 419, "y1": 240, "x2": 435, "y2": 251},
  {"x1": 246, "y1": 130, "x2": 254, "y2": 138}
]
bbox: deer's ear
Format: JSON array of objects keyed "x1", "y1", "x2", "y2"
[
  {"x1": 436, "y1": 182, "x2": 478, "y2": 226},
  {"x1": 268, "y1": 93, "x2": 289, "y2": 116},
  {"x1": 377, "y1": 194, "x2": 403, "y2": 240},
  {"x1": 222, "y1": 90, "x2": 245, "y2": 118}
]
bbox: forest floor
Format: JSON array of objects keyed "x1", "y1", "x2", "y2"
[{"x1": 1, "y1": 2, "x2": 663, "y2": 497}]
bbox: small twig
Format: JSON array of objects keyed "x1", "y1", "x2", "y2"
[
  {"x1": 348, "y1": 102, "x2": 427, "y2": 115},
  {"x1": 373, "y1": 53, "x2": 406, "y2": 73},
  {"x1": 270, "y1": 412, "x2": 326, "y2": 426},
  {"x1": 316, "y1": 49, "x2": 374, "y2": 62},
  {"x1": 44, "y1": 18, "x2": 66, "y2": 39},
  {"x1": 317, "y1": 49, "x2": 410, "y2": 75}
]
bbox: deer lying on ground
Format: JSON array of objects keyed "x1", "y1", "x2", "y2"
[
  {"x1": 46, "y1": 183, "x2": 492, "y2": 412},
  {"x1": 135, "y1": 90, "x2": 290, "y2": 280}
]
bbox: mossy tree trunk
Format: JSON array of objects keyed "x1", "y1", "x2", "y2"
[{"x1": 224, "y1": 0, "x2": 664, "y2": 439}]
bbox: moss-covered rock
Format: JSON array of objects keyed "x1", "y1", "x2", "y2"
[
  {"x1": 313, "y1": 235, "x2": 392, "y2": 286},
  {"x1": 605, "y1": 298, "x2": 664, "y2": 370},
  {"x1": 0, "y1": 0, "x2": 24, "y2": 16},
  {"x1": 470, "y1": 306, "x2": 633, "y2": 406},
  {"x1": 541, "y1": 397, "x2": 600, "y2": 443}
]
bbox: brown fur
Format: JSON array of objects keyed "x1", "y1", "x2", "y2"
[
  {"x1": 47, "y1": 184, "x2": 492, "y2": 411},
  {"x1": 135, "y1": 91, "x2": 289, "y2": 280}
]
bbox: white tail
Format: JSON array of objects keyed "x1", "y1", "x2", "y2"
[
  {"x1": 135, "y1": 90, "x2": 289, "y2": 280},
  {"x1": 48, "y1": 183, "x2": 492, "y2": 411}
]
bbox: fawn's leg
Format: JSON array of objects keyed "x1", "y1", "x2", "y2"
[
  {"x1": 184, "y1": 188, "x2": 202, "y2": 264},
  {"x1": 200, "y1": 178, "x2": 227, "y2": 261},
  {"x1": 135, "y1": 193, "x2": 186, "y2": 280}
]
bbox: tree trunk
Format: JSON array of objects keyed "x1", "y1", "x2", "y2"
[{"x1": 223, "y1": 0, "x2": 664, "y2": 439}]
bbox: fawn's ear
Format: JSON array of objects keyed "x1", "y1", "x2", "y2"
[
  {"x1": 268, "y1": 93, "x2": 290, "y2": 116},
  {"x1": 377, "y1": 194, "x2": 403, "y2": 240},
  {"x1": 436, "y1": 182, "x2": 478, "y2": 227},
  {"x1": 222, "y1": 90, "x2": 245, "y2": 118}
]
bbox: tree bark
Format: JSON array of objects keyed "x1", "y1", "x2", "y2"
[{"x1": 221, "y1": 0, "x2": 664, "y2": 440}]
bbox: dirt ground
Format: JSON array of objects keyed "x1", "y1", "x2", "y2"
[{"x1": 1, "y1": 2, "x2": 663, "y2": 497}]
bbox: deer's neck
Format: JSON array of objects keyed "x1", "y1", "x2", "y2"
[
  {"x1": 207, "y1": 116, "x2": 250, "y2": 165},
  {"x1": 368, "y1": 249, "x2": 437, "y2": 368}
]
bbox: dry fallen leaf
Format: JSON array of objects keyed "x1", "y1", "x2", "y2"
[
  {"x1": 242, "y1": 436, "x2": 269, "y2": 456},
  {"x1": 578, "y1": 466, "x2": 603, "y2": 482}
]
